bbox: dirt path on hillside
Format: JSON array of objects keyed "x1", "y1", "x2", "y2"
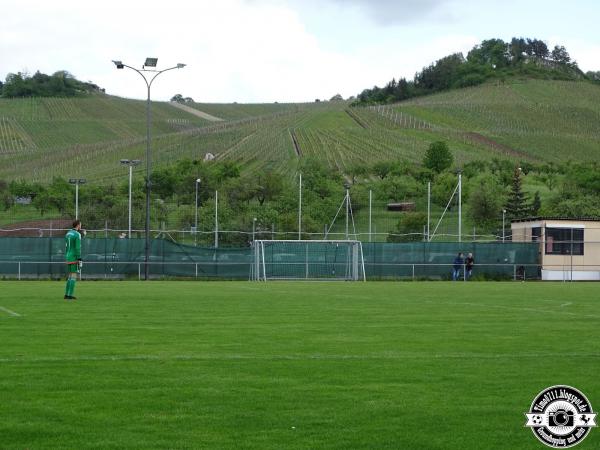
[{"x1": 169, "y1": 102, "x2": 224, "y2": 122}]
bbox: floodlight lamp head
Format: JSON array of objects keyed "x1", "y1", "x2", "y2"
[
  {"x1": 196, "y1": 178, "x2": 201, "y2": 183},
  {"x1": 112, "y1": 60, "x2": 124, "y2": 69},
  {"x1": 177, "y1": 63, "x2": 186, "y2": 69},
  {"x1": 120, "y1": 159, "x2": 130, "y2": 165},
  {"x1": 69, "y1": 178, "x2": 77, "y2": 184},
  {"x1": 144, "y1": 57, "x2": 158, "y2": 68}
]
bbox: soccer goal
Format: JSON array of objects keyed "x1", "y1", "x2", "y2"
[{"x1": 252, "y1": 240, "x2": 366, "y2": 281}]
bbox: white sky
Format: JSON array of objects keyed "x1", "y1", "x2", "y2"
[{"x1": 1, "y1": 0, "x2": 598, "y2": 103}]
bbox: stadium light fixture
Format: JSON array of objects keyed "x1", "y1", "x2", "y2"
[
  {"x1": 111, "y1": 58, "x2": 186, "y2": 279},
  {"x1": 121, "y1": 160, "x2": 142, "y2": 239},
  {"x1": 144, "y1": 57, "x2": 158, "y2": 68}
]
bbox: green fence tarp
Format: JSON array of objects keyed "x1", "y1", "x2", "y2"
[{"x1": 0, "y1": 238, "x2": 539, "y2": 280}]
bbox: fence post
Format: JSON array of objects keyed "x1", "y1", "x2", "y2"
[
  {"x1": 18, "y1": 261, "x2": 21, "y2": 280},
  {"x1": 412, "y1": 264, "x2": 415, "y2": 280},
  {"x1": 513, "y1": 264, "x2": 516, "y2": 281},
  {"x1": 195, "y1": 263, "x2": 198, "y2": 279},
  {"x1": 138, "y1": 263, "x2": 141, "y2": 281}
]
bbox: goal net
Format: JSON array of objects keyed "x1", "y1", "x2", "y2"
[{"x1": 252, "y1": 240, "x2": 365, "y2": 281}]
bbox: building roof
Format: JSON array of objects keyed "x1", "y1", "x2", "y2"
[{"x1": 511, "y1": 216, "x2": 600, "y2": 223}]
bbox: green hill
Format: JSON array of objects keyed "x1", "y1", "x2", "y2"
[{"x1": 0, "y1": 79, "x2": 599, "y2": 186}]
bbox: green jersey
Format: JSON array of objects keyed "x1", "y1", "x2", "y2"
[{"x1": 65, "y1": 229, "x2": 81, "y2": 263}]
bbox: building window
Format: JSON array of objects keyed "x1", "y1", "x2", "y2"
[
  {"x1": 545, "y1": 228, "x2": 584, "y2": 255},
  {"x1": 531, "y1": 227, "x2": 541, "y2": 242}
]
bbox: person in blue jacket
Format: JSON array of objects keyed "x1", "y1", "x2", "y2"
[{"x1": 452, "y1": 252, "x2": 464, "y2": 281}]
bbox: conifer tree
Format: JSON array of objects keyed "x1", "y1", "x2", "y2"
[{"x1": 504, "y1": 166, "x2": 530, "y2": 220}]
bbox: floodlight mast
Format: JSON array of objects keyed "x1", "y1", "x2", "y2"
[{"x1": 112, "y1": 58, "x2": 186, "y2": 279}]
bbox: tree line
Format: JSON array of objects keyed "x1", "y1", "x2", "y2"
[
  {"x1": 2, "y1": 145, "x2": 599, "y2": 244},
  {"x1": 0, "y1": 70, "x2": 104, "y2": 98},
  {"x1": 353, "y1": 37, "x2": 594, "y2": 105}
]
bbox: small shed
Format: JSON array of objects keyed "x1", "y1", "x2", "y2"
[
  {"x1": 511, "y1": 217, "x2": 600, "y2": 280},
  {"x1": 386, "y1": 202, "x2": 415, "y2": 212}
]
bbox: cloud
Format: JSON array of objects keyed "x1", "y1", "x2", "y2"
[{"x1": 325, "y1": 0, "x2": 458, "y2": 25}]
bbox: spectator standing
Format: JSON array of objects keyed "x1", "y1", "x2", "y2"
[
  {"x1": 465, "y1": 253, "x2": 475, "y2": 280},
  {"x1": 452, "y1": 252, "x2": 464, "y2": 281}
]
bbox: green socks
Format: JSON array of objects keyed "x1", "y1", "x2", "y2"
[{"x1": 65, "y1": 279, "x2": 76, "y2": 297}]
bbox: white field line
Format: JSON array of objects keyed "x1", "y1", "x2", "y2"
[
  {"x1": 560, "y1": 302, "x2": 573, "y2": 308},
  {"x1": 434, "y1": 301, "x2": 600, "y2": 319},
  {"x1": 1, "y1": 352, "x2": 599, "y2": 364},
  {"x1": 0, "y1": 306, "x2": 21, "y2": 317}
]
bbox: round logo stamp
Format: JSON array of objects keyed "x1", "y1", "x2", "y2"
[{"x1": 525, "y1": 385, "x2": 597, "y2": 448}]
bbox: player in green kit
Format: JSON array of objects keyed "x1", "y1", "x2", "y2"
[{"x1": 64, "y1": 219, "x2": 83, "y2": 300}]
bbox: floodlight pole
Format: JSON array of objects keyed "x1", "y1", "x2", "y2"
[
  {"x1": 112, "y1": 60, "x2": 185, "y2": 279},
  {"x1": 502, "y1": 209, "x2": 506, "y2": 243},
  {"x1": 298, "y1": 173, "x2": 302, "y2": 240},
  {"x1": 69, "y1": 178, "x2": 86, "y2": 220}
]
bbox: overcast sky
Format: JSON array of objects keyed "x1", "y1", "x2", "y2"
[{"x1": 1, "y1": 0, "x2": 598, "y2": 103}]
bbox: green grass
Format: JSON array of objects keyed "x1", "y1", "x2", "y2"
[{"x1": 1, "y1": 281, "x2": 599, "y2": 449}]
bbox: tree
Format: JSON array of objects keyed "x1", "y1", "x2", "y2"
[
  {"x1": 372, "y1": 161, "x2": 394, "y2": 180},
  {"x1": 423, "y1": 141, "x2": 453, "y2": 173},
  {"x1": 551, "y1": 45, "x2": 571, "y2": 65},
  {"x1": 530, "y1": 191, "x2": 541, "y2": 216},
  {"x1": 387, "y1": 212, "x2": 427, "y2": 242},
  {"x1": 468, "y1": 175, "x2": 505, "y2": 229},
  {"x1": 255, "y1": 172, "x2": 284, "y2": 205},
  {"x1": 504, "y1": 167, "x2": 530, "y2": 220}
]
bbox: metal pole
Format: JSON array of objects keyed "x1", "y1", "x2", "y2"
[
  {"x1": 214, "y1": 190, "x2": 218, "y2": 248},
  {"x1": 427, "y1": 181, "x2": 431, "y2": 242},
  {"x1": 128, "y1": 165, "x2": 133, "y2": 239},
  {"x1": 345, "y1": 187, "x2": 349, "y2": 240},
  {"x1": 458, "y1": 172, "x2": 462, "y2": 243},
  {"x1": 144, "y1": 84, "x2": 151, "y2": 281},
  {"x1": 195, "y1": 179, "x2": 199, "y2": 246},
  {"x1": 570, "y1": 227, "x2": 573, "y2": 282},
  {"x1": 368, "y1": 189, "x2": 372, "y2": 242},
  {"x1": 252, "y1": 218, "x2": 256, "y2": 243},
  {"x1": 75, "y1": 183, "x2": 79, "y2": 220},
  {"x1": 502, "y1": 210, "x2": 506, "y2": 243},
  {"x1": 298, "y1": 173, "x2": 302, "y2": 240}
]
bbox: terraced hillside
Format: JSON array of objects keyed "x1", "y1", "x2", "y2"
[
  {"x1": 1, "y1": 79, "x2": 599, "y2": 185},
  {"x1": 365, "y1": 79, "x2": 600, "y2": 163}
]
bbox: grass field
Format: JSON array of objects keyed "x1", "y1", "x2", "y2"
[{"x1": 1, "y1": 281, "x2": 599, "y2": 449}]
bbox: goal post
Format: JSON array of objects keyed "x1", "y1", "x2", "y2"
[{"x1": 253, "y1": 240, "x2": 366, "y2": 281}]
